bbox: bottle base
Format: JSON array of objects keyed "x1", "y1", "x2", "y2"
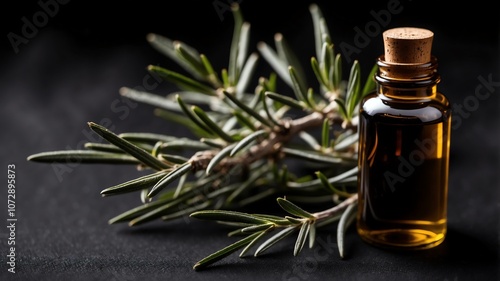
[{"x1": 358, "y1": 228, "x2": 446, "y2": 250}]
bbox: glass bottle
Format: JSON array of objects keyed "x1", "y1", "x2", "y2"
[{"x1": 357, "y1": 27, "x2": 451, "y2": 250}]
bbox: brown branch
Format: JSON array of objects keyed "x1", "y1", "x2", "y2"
[
  {"x1": 186, "y1": 106, "x2": 354, "y2": 174},
  {"x1": 314, "y1": 194, "x2": 358, "y2": 220}
]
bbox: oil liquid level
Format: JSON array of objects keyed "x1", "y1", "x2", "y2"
[{"x1": 357, "y1": 108, "x2": 451, "y2": 250}]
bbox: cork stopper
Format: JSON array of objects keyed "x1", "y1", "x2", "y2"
[{"x1": 383, "y1": 27, "x2": 433, "y2": 64}]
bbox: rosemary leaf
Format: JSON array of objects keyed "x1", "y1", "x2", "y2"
[
  {"x1": 316, "y1": 171, "x2": 354, "y2": 198},
  {"x1": 298, "y1": 131, "x2": 321, "y2": 151},
  {"x1": 265, "y1": 91, "x2": 306, "y2": 110},
  {"x1": 361, "y1": 63, "x2": 378, "y2": 98},
  {"x1": 174, "y1": 42, "x2": 207, "y2": 77},
  {"x1": 338, "y1": 176, "x2": 358, "y2": 185},
  {"x1": 128, "y1": 195, "x2": 189, "y2": 226},
  {"x1": 228, "y1": 227, "x2": 250, "y2": 237},
  {"x1": 221, "y1": 116, "x2": 239, "y2": 133},
  {"x1": 146, "y1": 33, "x2": 203, "y2": 80},
  {"x1": 282, "y1": 147, "x2": 343, "y2": 164},
  {"x1": 334, "y1": 98, "x2": 349, "y2": 121},
  {"x1": 319, "y1": 20, "x2": 331, "y2": 45},
  {"x1": 257, "y1": 42, "x2": 292, "y2": 87},
  {"x1": 84, "y1": 143, "x2": 123, "y2": 153},
  {"x1": 320, "y1": 42, "x2": 334, "y2": 87},
  {"x1": 275, "y1": 33, "x2": 307, "y2": 89},
  {"x1": 228, "y1": 3, "x2": 244, "y2": 85},
  {"x1": 277, "y1": 197, "x2": 316, "y2": 219},
  {"x1": 309, "y1": 3, "x2": 327, "y2": 60},
  {"x1": 236, "y1": 52, "x2": 258, "y2": 97},
  {"x1": 239, "y1": 229, "x2": 270, "y2": 258},
  {"x1": 265, "y1": 73, "x2": 277, "y2": 92},
  {"x1": 27, "y1": 150, "x2": 139, "y2": 164},
  {"x1": 254, "y1": 226, "x2": 296, "y2": 257},
  {"x1": 192, "y1": 106, "x2": 235, "y2": 142},
  {"x1": 154, "y1": 108, "x2": 209, "y2": 136},
  {"x1": 251, "y1": 214, "x2": 290, "y2": 226},
  {"x1": 146, "y1": 32, "x2": 176, "y2": 59},
  {"x1": 334, "y1": 131, "x2": 359, "y2": 151},
  {"x1": 285, "y1": 216, "x2": 304, "y2": 225},
  {"x1": 140, "y1": 188, "x2": 150, "y2": 204},
  {"x1": 259, "y1": 90, "x2": 282, "y2": 127},
  {"x1": 287, "y1": 166, "x2": 358, "y2": 189},
  {"x1": 148, "y1": 65, "x2": 216, "y2": 96},
  {"x1": 326, "y1": 44, "x2": 335, "y2": 83},
  {"x1": 221, "y1": 68, "x2": 229, "y2": 88},
  {"x1": 147, "y1": 162, "x2": 192, "y2": 198},
  {"x1": 173, "y1": 173, "x2": 188, "y2": 198},
  {"x1": 161, "y1": 139, "x2": 212, "y2": 151},
  {"x1": 321, "y1": 118, "x2": 330, "y2": 149},
  {"x1": 225, "y1": 168, "x2": 268, "y2": 204},
  {"x1": 332, "y1": 53, "x2": 342, "y2": 92},
  {"x1": 309, "y1": 222, "x2": 317, "y2": 249},
  {"x1": 190, "y1": 210, "x2": 271, "y2": 225},
  {"x1": 122, "y1": 177, "x2": 216, "y2": 223},
  {"x1": 289, "y1": 66, "x2": 309, "y2": 107},
  {"x1": 294, "y1": 221, "x2": 311, "y2": 256},
  {"x1": 88, "y1": 122, "x2": 170, "y2": 171},
  {"x1": 237, "y1": 22, "x2": 251, "y2": 76},
  {"x1": 100, "y1": 171, "x2": 168, "y2": 196},
  {"x1": 311, "y1": 57, "x2": 328, "y2": 89},
  {"x1": 241, "y1": 223, "x2": 275, "y2": 234},
  {"x1": 200, "y1": 138, "x2": 225, "y2": 148},
  {"x1": 233, "y1": 110, "x2": 257, "y2": 131},
  {"x1": 337, "y1": 201, "x2": 357, "y2": 259},
  {"x1": 171, "y1": 40, "x2": 201, "y2": 64},
  {"x1": 200, "y1": 54, "x2": 219, "y2": 86},
  {"x1": 168, "y1": 91, "x2": 220, "y2": 106},
  {"x1": 316, "y1": 213, "x2": 342, "y2": 228},
  {"x1": 206, "y1": 143, "x2": 235, "y2": 175},
  {"x1": 158, "y1": 154, "x2": 189, "y2": 165},
  {"x1": 345, "y1": 60, "x2": 361, "y2": 118},
  {"x1": 176, "y1": 94, "x2": 214, "y2": 135},
  {"x1": 223, "y1": 91, "x2": 273, "y2": 128},
  {"x1": 119, "y1": 87, "x2": 180, "y2": 111},
  {"x1": 151, "y1": 141, "x2": 162, "y2": 157},
  {"x1": 230, "y1": 130, "x2": 267, "y2": 157},
  {"x1": 118, "y1": 132, "x2": 178, "y2": 144},
  {"x1": 306, "y1": 88, "x2": 320, "y2": 110},
  {"x1": 193, "y1": 231, "x2": 261, "y2": 270}
]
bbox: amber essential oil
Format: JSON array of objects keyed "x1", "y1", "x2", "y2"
[{"x1": 357, "y1": 27, "x2": 451, "y2": 250}]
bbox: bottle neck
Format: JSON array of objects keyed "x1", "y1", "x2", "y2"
[{"x1": 375, "y1": 55, "x2": 440, "y2": 99}]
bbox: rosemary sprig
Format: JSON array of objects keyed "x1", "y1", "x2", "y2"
[
  {"x1": 26, "y1": 3, "x2": 376, "y2": 271},
  {"x1": 190, "y1": 195, "x2": 358, "y2": 270}
]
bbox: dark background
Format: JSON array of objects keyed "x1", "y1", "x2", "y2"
[{"x1": 1, "y1": 0, "x2": 498, "y2": 280}]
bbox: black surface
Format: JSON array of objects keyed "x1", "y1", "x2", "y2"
[{"x1": 1, "y1": 1, "x2": 499, "y2": 280}]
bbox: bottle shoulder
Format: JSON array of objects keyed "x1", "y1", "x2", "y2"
[{"x1": 360, "y1": 92, "x2": 451, "y2": 124}]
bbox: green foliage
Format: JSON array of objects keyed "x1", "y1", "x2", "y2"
[{"x1": 27, "y1": 3, "x2": 376, "y2": 270}]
